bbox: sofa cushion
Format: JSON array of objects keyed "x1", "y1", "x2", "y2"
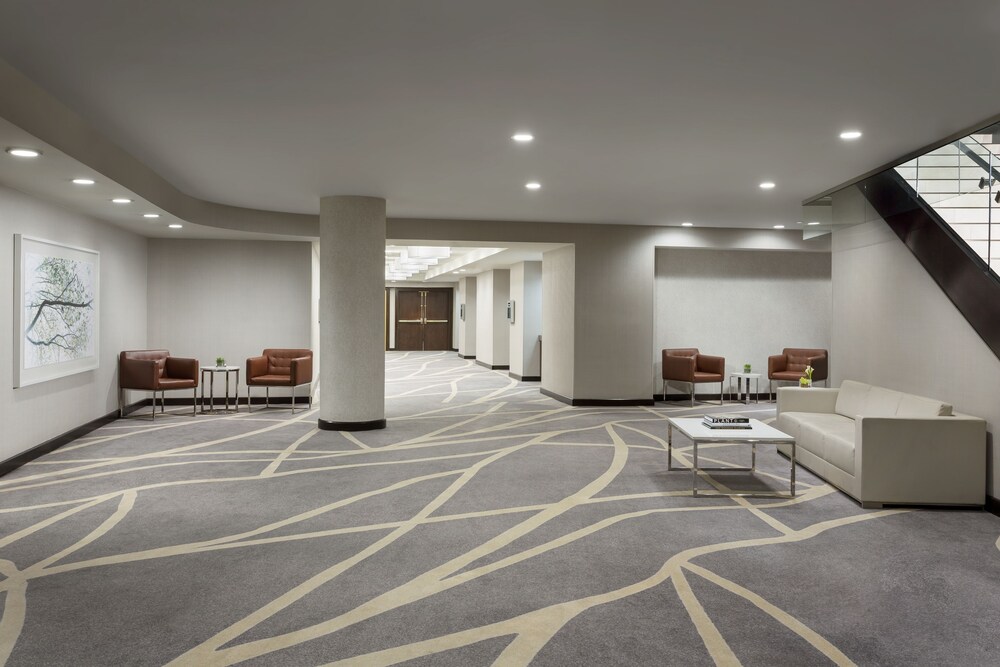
[
  {"x1": 824, "y1": 428, "x2": 856, "y2": 475},
  {"x1": 779, "y1": 412, "x2": 854, "y2": 460},
  {"x1": 835, "y1": 380, "x2": 872, "y2": 420},
  {"x1": 860, "y1": 386, "x2": 904, "y2": 417},
  {"x1": 897, "y1": 393, "x2": 953, "y2": 417}
]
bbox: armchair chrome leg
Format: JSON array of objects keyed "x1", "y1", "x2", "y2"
[
  {"x1": 769, "y1": 380, "x2": 773, "y2": 402},
  {"x1": 118, "y1": 389, "x2": 124, "y2": 418},
  {"x1": 192, "y1": 388, "x2": 197, "y2": 416},
  {"x1": 151, "y1": 392, "x2": 155, "y2": 422},
  {"x1": 161, "y1": 390, "x2": 166, "y2": 413},
  {"x1": 247, "y1": 387, "x2": 252, "y2": 413},
  {"x1": 291, "y1": 385, "x2": 296, "y2": 414},
  {"x1": 720, "y1": 382, "x2": 724, "y2": 405},
  {"x1": 266, "y1": 387, "x2": 269, "y2": 409},
  {"x1": 690, "y1": 382, "x2": 695, "y2": 407}
]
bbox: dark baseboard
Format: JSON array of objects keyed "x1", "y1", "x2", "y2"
[
  {"x1": 509, "y1": 372, "x2": 541, "y2": 381},
  {"x1": 475, "y1": 360, "x2": 510, "y2": 370},
  {"x1": 157, "y1": 395, "x2": 311, "y2": 406},
  {"x1": 540, "y1": 388, "x2": 654, "y2": 407},
  {"x1": 0, "y1": 400, "x2": 146, "y2": 478},
  {"x1": 987, "y1": 495, "x2": 1000, "y2": 517},
  {"x1": 318, "y1": 418, "x2": 387, "y2": 431},
  {"x1": 656, "y1": 392, "x2": 773, "y2": 403},
  {"x1": 458, "y1": 353, "x2": 476, "y2": 359}
]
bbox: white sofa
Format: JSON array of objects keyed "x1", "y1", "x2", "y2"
[{"x1": 776, "y1": 380, "x2": 986, "y2": 508}]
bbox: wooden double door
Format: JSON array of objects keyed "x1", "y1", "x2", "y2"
[{"x1": 395, "y1": 288, "x2": 453, "y2": 351}]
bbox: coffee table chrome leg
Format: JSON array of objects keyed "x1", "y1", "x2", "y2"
[
  {"x1": 752, "y1": 441, "x2": 756, "y2": 471},
  {"x1": 790, "y1": 441, "x2": 796, "y2": 497},
  {"x1": 667, "y1": 422, "x2": 674, "y2": 470},
  {"x1": 692, "y1": 440, "x2": 699, "y2": 497}
]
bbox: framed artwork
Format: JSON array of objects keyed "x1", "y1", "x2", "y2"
[{"x1": 14, "y1": 235, "x2": 100, "y2": 387}]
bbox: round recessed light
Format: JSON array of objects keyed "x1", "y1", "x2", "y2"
[
  {"x1": 6, "y1": 147, "x2": 41, "y2": 158},
  {"x1": 512, "y1": 133, "x2": 534, "y2": 143},
  {"x1": 111, "y1": 198, "x2": 132, "y2": 204},
  {"x1": 143, "y1": 213, "x2": 160, "y2": 219},
  {"x1": 759, "y1": 181, "x2": 776, "y2": 190},
  {"x1": 681, "y1": 222, "x2": 694, "y2": 227},
  {"x1": 168, "y1": 223, "x2": 183, "y2": 229},
  {"x1": 72, "y1": 178, "x2": 95, "y2": 185},
  {"x1": 773, "y1": 224, "x2": 785, "y2": 229},
  {"x1": 525, "y1": 181, "x2": 541, "y2": 190},
  {"x1": 839, "y1": 130, "x2": 862, "y2": 140},
  {"x1": 807, "y1": 221, "x2": 821, "y2": 226}
]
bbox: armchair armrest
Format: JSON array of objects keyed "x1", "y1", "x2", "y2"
[
  {"x1": 289, "y1": 356, "x2": 313, "y2": 385},
  {"x1": 119, "y1": 358, "x2": 158, "y2": 391},
  {"x1": 767, "y1": 354, "x2": 787, "y2": 377},
  {"x1": 247, "y1": 356, "x2": 267, "y2": 380},
  {"x1": 663, "y1": 354, "x2": 695, "y2": 382},
  {"x1": 165, "y1": 356, "x2": 199, "y2": 382},
  {"x1": 806, "y1": 354, "x2": 828, "y2": 381},
  {"x1": 857, "y1": 415, "x2": 986, "y2": 505},
  {"x1": 696, "y1": 354, "x2": 725, "y2": 375},
  {"x1": 776, "y1": 387, "x2": 839, "y2": 415}
]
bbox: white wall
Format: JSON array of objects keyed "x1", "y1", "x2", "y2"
[
  {"x1": 147, "y1": 239, "x2": 311, "y2": 397},
  {"x1": 457, "y1": 276, "x2": 476, "y2": 357},
  {"x1": 509, "y1": 261, "x2": 542, "y2": 378},
  {"x1": 655, "y1": 247, "x2": 832, "y2": 396},
  {"x1": 474, "y1": 269, "x2": 510, "y2": 367},
  {"x1": 542, "y1": 246, "x2": 575, "y2": 398},
  {"x1": 0, "y1": 184, "x2": 147, "y2": 462},
  {"x1": 830, "y1": 187, "x2": 1000, "y2": 497}
]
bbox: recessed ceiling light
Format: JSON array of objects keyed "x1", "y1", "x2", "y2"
[
  {"x1": 72, "y1": 178, "x2": 95, "y2": 185},
  {"x1": 111, "y1": 198, "x2": 132, "y2": 204},
  {"x1": 525, "y1": 181, "x2": 541, "y2": 190},
  {"x1": 759, "y1": 181, "x2": 776, "y2": 190},
  {"x1": 681, "y1": 222, "x2": 693, "y2": 227},
  {"x1": 512, "y1": 133, "x2": 534, "y2": 143},
  {"x1": 773, "y1": 224, "x2": 785, "y2": 229},
  {"x1": 839, "y1": 130, "x2": 862, "y2": 140},
  {"x1": 807, "y1": 221, "x2": 821, "y2": 226},
  {"x1": 168, "y1": 223, "x2": 183, "y2": 229},
  {"x1": 6, "y1": 147, "x2": 41, "y2": 158},
  {"x1": 143, "y1": 213, "x2": 160, "y2": 219}
]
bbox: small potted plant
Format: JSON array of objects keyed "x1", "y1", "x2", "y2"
[
  {"x1": 216, "y1": 356, "x2": 226, "y2": 368},
  {"x1": 799, "y1": 365, "x2": 814, "y2": 387},
  {"x1": 743, "y1": 363, "x2": 752, "y2": 373}
]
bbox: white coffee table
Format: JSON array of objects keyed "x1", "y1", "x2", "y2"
[
  {"x1": 667, "y1": 417, "x2": 796, "y2": 498},
  {"x1": 729, "y1": 372, "x2": 762, "y2": 404}
]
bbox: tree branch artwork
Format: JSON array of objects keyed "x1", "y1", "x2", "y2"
[{"x1": 24, "y1": 255, "x2": 96, "y2": 367}]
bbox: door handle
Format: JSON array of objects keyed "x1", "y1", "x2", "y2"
[
  {"x1": 425, "y1": 319, "x2": 448, "y2": 323},
  {"x1": 398, "y1": 319, "x2": 422, "y2": 323}
]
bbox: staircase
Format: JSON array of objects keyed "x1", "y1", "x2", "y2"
[
  {"x1": 894, "y1": 130, "x2": 1000, "y2": 273},
  {"x1": 858, "y1": 121, "x2": 1000, "y2": 360}
]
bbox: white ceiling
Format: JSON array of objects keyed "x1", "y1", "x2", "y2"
[{"x1": 2, "y1": 1, "x2": 1000, "y2": 229}]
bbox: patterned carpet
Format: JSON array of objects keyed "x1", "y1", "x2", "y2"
[{"x1": 0, "y1": 351, "x2": 999, "y2": 666}]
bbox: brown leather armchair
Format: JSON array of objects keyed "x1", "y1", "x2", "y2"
[
  {"x1": 768, "y1": 348, "x2": 828, "y2": 399},
  {"x1": 119, "y1": 350, "x2": 199, "y2": 419},
  {"x1": 662, "y1": 348, "x2": 725, "y2": 406},
  {"x1": 246, "y1": 348, "x2": 313, "y2": 413}
]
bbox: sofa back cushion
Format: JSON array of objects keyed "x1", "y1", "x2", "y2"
[
  {"x1": 835, "y1": 380, "x2": 871, "y2": 419},
  {"x1": 264, "y1": 348, "x2": 312, "y2": 375},
  {"x1": 862, "y1": 386, "x2": 904, "y2": 417},
  {"x1": 897, "y1": 394, "x2": 953, "y2": 417}
]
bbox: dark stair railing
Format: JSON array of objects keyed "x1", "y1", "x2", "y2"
[{"x1": 857, "y1": 168, "x2": 1000, "y2": 360}]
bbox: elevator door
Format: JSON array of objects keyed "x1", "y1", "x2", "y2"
[{"x1": 395, "y1": 289, "x2": 452, "y2": 351}]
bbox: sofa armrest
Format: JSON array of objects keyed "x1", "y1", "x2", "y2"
[
  {"x1": 663, "y1": 354, "x2": 695, "y2": 382},
  {"x1": 857, "y1": 415, "x2": 987, "y2": 505},
  {"x1": 696, "y1": 354, "x2": 725, "y2": 375},
  {"x1": 119, "y1": 358, "x2": 158, "y2": 390},
  {"x1": 776, "y1": 387, "x2": 839, "y2": 415},
  {"x1": 767, "y1": 354, "x2": 787, "y2": 377},
  {"x1": 246, "y1": 356, "x2": 267, "y2": 380},
  {"x1": 165, "y1": 356, "x2": 199, "y2": 382},
  {"x1": 289, "y1": 356, "x2": 313, "y2": 385}
]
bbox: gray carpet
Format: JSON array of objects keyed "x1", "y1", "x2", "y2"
[{"x1": 0, "y1": 351, "x2": 998, "y2": 666}]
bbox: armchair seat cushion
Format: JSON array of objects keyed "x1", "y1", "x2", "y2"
[
  {"x1": 248, "y1": 374, "x2": 295, "y2": 386},
  {"x1": 771, "y1": 370, "x2": 808, "y2": 381},
  {"x1": 157, "y1": 377, "x2": 198, "y2": 389},
  {"x1": 693, "y1": 371, "x2": 723, "y2": 382}
]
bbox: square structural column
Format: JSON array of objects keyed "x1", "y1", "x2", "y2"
[{"x1": 318, "y1": 195, "x2": 386, "y2": 431}]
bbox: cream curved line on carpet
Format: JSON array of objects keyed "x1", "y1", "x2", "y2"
[{"x1": 0, "y1": 352, "x2": 994, "y2": 666}]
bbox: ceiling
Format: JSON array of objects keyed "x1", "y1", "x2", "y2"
[{"x1": 1, "y1": 1, "x2": 1000, "y2": 229}]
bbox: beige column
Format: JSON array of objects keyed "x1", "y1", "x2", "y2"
[{"x1": 318, "y1": 196, "x2": 386, "y2": 430}]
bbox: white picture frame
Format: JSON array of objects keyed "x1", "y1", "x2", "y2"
[{"x1": 14, "y1": 235, "x2": 100, "y2": 388}]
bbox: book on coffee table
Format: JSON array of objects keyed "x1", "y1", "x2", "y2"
[{"x1": 702, "y1": 415, "x2": 751, "y2": 429}]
